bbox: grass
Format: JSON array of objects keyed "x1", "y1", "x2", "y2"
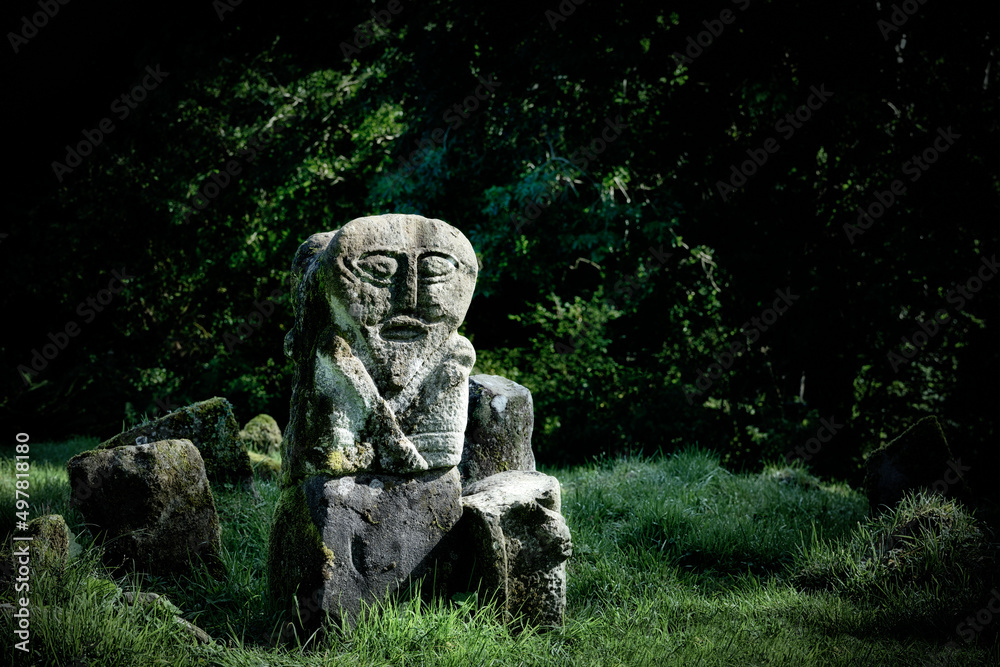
[{"x1": 2, "y1": 441, "x2": 998, "y2": 666}]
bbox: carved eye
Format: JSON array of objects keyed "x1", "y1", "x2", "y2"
[
  {"x1": 419, "y1": 254, "x2": 457, "y2": 282},
  {"x1": 356, "y1": 254, "x2": 398, "y2": 285}
]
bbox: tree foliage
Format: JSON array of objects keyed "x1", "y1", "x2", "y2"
[{"x1": 3, "y1": 0, "x2": 998, "y2": 490}]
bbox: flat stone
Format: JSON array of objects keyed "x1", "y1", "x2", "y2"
[
  {"x1": 268, "y1": 466, "x2": 463, "y2": 633},
  {"x1": 456, "y1": 470, "x2": 571, "y2": 627},
  {"x1": 460, "y1": 375, "x2": 536, "y2": 487},
  {"x1": 100, "y1": 397, "x2": 251, "y2": 485},
  {"x1": 68, "y1": 439, "x2": 223, "y2": 576}
]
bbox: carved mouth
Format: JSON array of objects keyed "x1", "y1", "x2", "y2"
[{"x1": 380, "y1": 317, "x2": 429, "y2": 342}]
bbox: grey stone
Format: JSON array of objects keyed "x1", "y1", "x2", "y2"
[
  {"x1": 100, "y1": 397, "x2": 251, "y2": 485},
  {"x1": 68, "y1": 439, "x2": 223, "y2": 576},
  {"x1": 269, "y1": 214, "x2": 571, "y2": 633},
  {"x1": 460, "y1": 374, "x2": 536, "y2": 487},
  {"x1": 2, "y1": 515, "x2": 79, "y2": 590},
  {"x1": 23, "y1": 514, "x2": 76, "y2": 569},
  {"x1": 268, "y1": 466, "x2": 463, "y2": 632},
  {"x1": 280, "y1": 214, "x2": 478, "y2": 480},
  {"x1": 456, "y1": 470, "x2": 572, "y2": 628},
  {"x1": 864, "y1": 415, "x2": 974, "y2": 512},
  {"x1": 241, "y1": 413, "x2": 282, "y2": 455}
]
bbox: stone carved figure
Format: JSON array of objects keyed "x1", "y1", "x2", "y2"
[
  {"x1": 282, "y1": 214, "x2": 477, "y2": 480},
  {"x1": 270, "y1": 214, "x2": 570, "y2": 636}
]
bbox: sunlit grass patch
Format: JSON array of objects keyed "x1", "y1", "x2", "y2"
[{"x1": 2, "y1": 442, "x2": 998, "y2": 665}]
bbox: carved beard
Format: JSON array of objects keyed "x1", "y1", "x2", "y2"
[
  {"x1": 327, "y1": 282, "x2": 456, "y2": 401},
  {"x1": 360, "y1": 316, "x2": 453, "y2": 396},
  {"x1": 321, "y1": 214, "x2": 476, "y2": 400}
]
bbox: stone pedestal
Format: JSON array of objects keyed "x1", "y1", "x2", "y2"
[
  {"x1": 454, "y1": 471, "x2": 571, "y2": 627},
  {"x1": 269, "y1": 467, "x2": 462, "y2": 632}
]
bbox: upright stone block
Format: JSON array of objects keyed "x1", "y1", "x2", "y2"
[
  {"x1": 272, "y1": 214, "x2": 478, "y2": 632},
  {"x1": 460, "y1": 374, "x2": 536, "y2": 486},
  {"x1": 269, "y1": 467, "x2": 463, "y2": 633},
  {"x1": 68, "y1": 439, "x2": 223, "y2": 576},
  {"x1": 100, "y1": 397, "x2": 251, "y2": 485},
  {"x1": 270, "y1": 214, "x2": 571, "y2": 633}
]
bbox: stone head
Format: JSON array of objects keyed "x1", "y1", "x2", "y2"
[{"x1": 318, "y1": 214, "x2": 477, "y2": 392}]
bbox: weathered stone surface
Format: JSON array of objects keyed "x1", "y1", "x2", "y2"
[
  {"x1": 68, "y1": 439, "x2": 223, "y2": 576},
  {"x1": 2, "y1": 515, "x2": 78, "y2": 591},
  {"x1": 270, "y1": 214, "x2": 571, "y2": 632},
  {"x1": 269, "y1": 466, "x2": 463, "y2": 632},
  {"x1": 864, "y1": 415, "x2": 974, "y2": 512},
  {"x1": 100, "y1": 397, "x2": 251, "y2": 485},
  {"x1": 241, "y1": 413, "x2": 282, "y2": 455},
  {"x1": 281, "y1": 214, "x2": 478, "y2": 480},
  {"x1": 455, "y1": 470, "x2": 571, "y2": 627},
  {"x1": 23, "y1": 514, "x2": 76, "y2": 570},
  {"x1": 460, "y1": 375, "x2": 536, "y2": 486}
]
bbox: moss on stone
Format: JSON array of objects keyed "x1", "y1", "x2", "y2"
[
  {"x1": 248, "y1": 451, "x2": 282, "y2": 479},
  {"x1": 68, "y1": 440, "x2": 223, "y2": 578},
  {"x1": 268, "y1": 483, "x2": 333, "y2": 632},
  {"x1": 326, "y1": 449, "x2": 346, "y2": 472},
  {"x1": 98, "y1": 397, "x2": 251, "y2": 484},
  {"x1": 22, "y1": 515, "x2": 74, "y2": 572},
  {"x1": 242, "y1": 414, "x2": 282, "y2": 455}
]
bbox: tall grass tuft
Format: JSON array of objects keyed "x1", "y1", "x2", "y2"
[{"x1": 790, "y1": 490, "x2": 999, "y2": 635}]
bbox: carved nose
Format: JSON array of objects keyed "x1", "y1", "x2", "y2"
[{"x1": 396, "y1": 259, "x2": 419, "y2": 311}]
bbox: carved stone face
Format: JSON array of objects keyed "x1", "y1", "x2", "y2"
[{"x1": 320, "y1": 214, "x2": 477, "y2": 393}]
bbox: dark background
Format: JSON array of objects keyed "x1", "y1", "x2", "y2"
[{"x1": 2, "y1": 1, "x2": 997, "y2": 494}]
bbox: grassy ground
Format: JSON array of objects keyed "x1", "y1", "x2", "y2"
[{"x1": 2, "y1": 440, "x2": 998, "y2": 666}]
